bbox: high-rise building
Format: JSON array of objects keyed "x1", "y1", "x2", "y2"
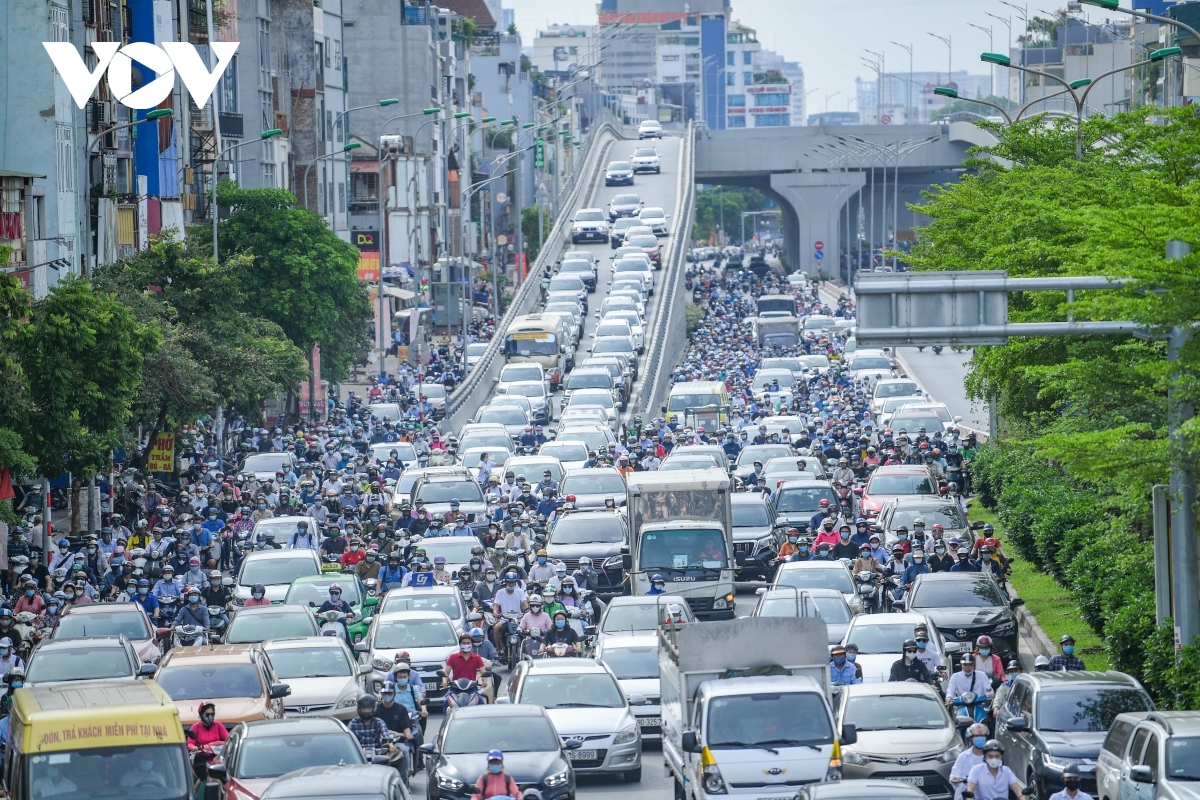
[
  {"x1": 753, "y1": 48, "x2": 806, "y2": 126},
  {"x1": 531, "y1": 25, "x2": 597, "y2": 75},
  {"x1": 856, "y1": 71, "x2": 993, "y2": 124}
]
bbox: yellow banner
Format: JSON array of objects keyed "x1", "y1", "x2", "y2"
[
  {"x1": 25, "y1": 718, "x2": 183, "y2": 753},
  {"x1": 147, "y1": 432, "x2": 175, "y2": 473},
  {"x1": 511, "y1": 332, "x2": 551, "y2": 340}
]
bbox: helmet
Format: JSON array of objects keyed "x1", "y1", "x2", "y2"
[
  {"x1": 902, "y1": 638, "x2": 918, "y2": 651},
  {"x1": 356, "y1": 694, "x2": 377, "y2": 713},
  {"x1": 252, "y1": 583, "x2": 266, "y2": 595},
  {"x1": 975, "y1": 635, "x2": 993, "y2": 648},
  {"x1": 966, "y1": 723, "x2": 989, "y2": 738},
  {"x1": 329, "y1": 583, "x2": 342, "y2": 594},
  {"x1": 1034, "y1": 655, "x2": 1051, "y2": 668},
  {"x1": 982, "y1": 739, "x2": 1003, "y2": 754}
]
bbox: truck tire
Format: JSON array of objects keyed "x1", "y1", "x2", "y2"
[{"x1": 623, "y1": 766, "x2": 642, "y2": 783}]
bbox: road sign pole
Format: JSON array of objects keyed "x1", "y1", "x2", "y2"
[{"x1": 1167, "y1": 243, "x2": 1199, "y2": 648}]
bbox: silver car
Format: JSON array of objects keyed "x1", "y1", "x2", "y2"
[
  {"x1": 505, "y1": 657, "x2": 644, "y2": 780},
  {"x1": 559, "y1": 466, "x2": 628, "y2": 510},
  {"x1": 262, "y1": 636, "x2": 371, "y2": 720},
  {"x1": 355, "y1": 610, "x2": 458, "y2": 707},
  {"x1": 752, "y1": 587, "x2": 855, "y2": 646},
  {"x1": 595, "y1": 635, "x2": 663, "y2": 742},
  {"x1": 234, "y1": 548, "x2": 322, "y2": 604}
]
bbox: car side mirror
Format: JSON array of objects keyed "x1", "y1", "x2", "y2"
[
  {"x1": 494, "y1": 696, "x2": 512, "y2": 704},
  {"x1": 755, "y1": 587, "x2": 766, "y2": 596},
  {"x1": 1005, "y1": 716, "x2": 1028, "y2": 732},
  {"x1": 621, "y1": 554, "x2": 632, "y2": 571},
  {"x1": 359, "y1": 662, "x2": 374, "y2": 676},
  {"x1": 1130, "y1": 765, "x2": 1154, "y2": 784},
  {"x1": 370, "y1": 754, "x2": 391, "y2": 765},
  {"x1": 892, "y1": 600, "x2": 905, "y2": 611},
  {"x1": 419, "y1": 743, "x2": 438, "y2": 754},
  {"x1": 682, "y1": 731, "x2": 701, "y2": 753},
  {"x1": 138, "y1": 662, "x2": 158, "y2": 678},
  {"x1": 840, "y1": 724, "x2": 857, "y2": 745},
  {"x1": 585, "y1": 625, "x2": 597, "y2": 637},
  {"x1": 269, "y1": 682, "x2": 291, "y2": 700},
  {"x1": 354, "y1": 641, "x2": 369, "y2": 653},
  {"x1": 1010, "y1": 597, "x2": 1025, "y2": 609},
  {"x1": 629, "y1": 693, "x2": 647, "y2": 706},
  {"x1": 206, "y1": 763, "x2": 228, "y2": 783}
]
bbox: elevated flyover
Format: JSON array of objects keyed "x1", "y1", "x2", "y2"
[{"x1": 695, "y1": 122, "x2": 985, "y2": 276}]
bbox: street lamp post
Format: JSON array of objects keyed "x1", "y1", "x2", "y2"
[
  {"x1": 1080, "y1": 0, "x2": 1200, "y2": 108},
  {"x1": 82, "y1": 108, "x2": 172, "y2": 275},
  {"x1": 979, "y1": 48, "x2": 1179, "y2": 159},
  {"x1": 890, "y1": 42, "x2": 914, "y2": 123},
  {"x1": 928, "y1": 33, "x2": 953, "y2": 86},
  {"x1": 967, "y1": 24, "x2": 996, "y2": 98},
  {"x1": 303, "y1": 142, "x2": 361, "y2": 212},
  {"x1": 332, "y1": 98, "x2": 399, "y2": 234},
  {"x1": 213, "y1": 128, "x2": 283, "y2": 265}
]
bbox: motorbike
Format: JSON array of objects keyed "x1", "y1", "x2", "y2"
[
  {"x1": 206, "y1": 606, "x2": 228, "y2": 642},
  {"x1": 444, "y1": 677, "x2": 486, "y2": 709},
  {"x1": 313, "y1": 607, "x2": 353, "y2": 641},
  {"x1": 834, "y1": 482, "x2": 855, "y2": 516},
  {"x1": 931, "y1": 345, "x2": 943, "y2": 355},
  {"x1": 951, "y1": 691, "x2": 993, "y2": 742},
  {"x1": 544, "y1": 642, "x2": 578, "y2": 658},
  {"x1": 158, "y1": 595, "x2": 180, "y2": 627},
  {"x1": 854, "y1": 571, "x2": 881, "y2": 614},
  {"x1": 145, "y1": 548, "x2": 166, "y2": 580},
  {"x1": 172, "y1": 623, "x2": 208, "y2": 648},
  {"x1": 502, "y1": 612, "x2": 523, "y2": 667}
]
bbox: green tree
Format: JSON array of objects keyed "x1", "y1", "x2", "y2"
[
  {"x1": 521, "y1": 205, "x2": 553, "y2": 264},
  {"x1": 693, "y1": 186, "x2": 771, "y2": 244},
  {"x1": 0, "y1": 270, "x2": 34, "y2": 481},
  {"x1": 17, "y1": 278, "x2": 159, "y2": 480},
  {"x1": 216, "y1": 183, "x2": 372, "y2": 383}
]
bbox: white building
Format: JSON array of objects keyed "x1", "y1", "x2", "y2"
[
  {"x1": 531, "y1": 24, "x2": 597, "y2": 74},
  {"x1": 857, "y1": 70, "x2": 993, "y2": 124},
  {"x1": 756, "y1": 48, "x2": 806, "y2": 125},
  {"x1": 724, "y1": 23, "x2": 793, "y2": 128}
]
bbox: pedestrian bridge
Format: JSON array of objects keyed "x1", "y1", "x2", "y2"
[{"x1": 694, "y1": 122, "x2": 989, "y2": 275}]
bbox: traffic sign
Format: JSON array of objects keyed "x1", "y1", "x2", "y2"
[
  {"x1": 814, "y1": 250, "x2": 824, "y2": 261},
  {"x1": 814, "y1": 241, "x2": 824, "y2": 251},
  {"x1": 534, "y1": 138, "x2": 545, "y2": 168},
  {"x1": 881, "y1": 115, "x2": 892, "y2": 125},
  {"x1": 497, "y1": 234, "x2": 508, "y2": 245}
]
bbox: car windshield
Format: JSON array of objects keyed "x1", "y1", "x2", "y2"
[
  {"x1": 459, "y1": 435, "x2": 512, "y2": 454},
  {"x1": 380, "y1": 594, "x2": 461, "y2": 619},
  {"x1": 1167, "y1": 737, "x2": 1200, "y2": 781},
  {"x1": 546, "y1": 304, "x2": 581, "y2": 319},
  {"x1": 466, "y1": 343, "x2": 488, "y2": 357},
  {"x1": 752, "y1": 373, "x2": 795, "y2": 389},
  {"x1": 627, "y1": 236, "x2": 657, "y2": 248},
  {"x1": 601, "y1": 645, "x2": 659, "y2": 680},
  {"x1": 739, "y1": 446, "x2": 793, "y2": 466},
  {"x1": 609, "y1": 161, "x2": 631, "y2": 170},
  {"x1": 613, "y1": 194, "x2": 639, "y2": 204},
  {"x1": 559, "y1": 430, "x2": 612, "y2": 452},
  {"x1": 775, "y1": 566, "x2": 854, "y2": 594},
  {"x1": 593, "y1": 339, "x2": 632, "y2": 355},
  {"x1": 157, "y1": 663, "x2": 264, "y2": 700},
  {"x1": 661, "y1": 456, "x2": 720, "y2": 471},
  {"x1": 596, "y1": 324, "x2": 631, "y2": 338},
  {"x1": 548, "y1": 276, "x2": 583, "y2": 292},
  {"x1": 239, "y1": 556, "x2": 319, "y2": 587},
  {"x1": 876, "y1": 382, "x2": 920, "y2": 399},
  {"x1": 242, "y1": 454, "x2": 291, "y2": 473},
  {"x1": 798, "y1": 355, "x2": 830, "y2": 369},
  {"x1": 415, "y1": 480, "x2": 485, "y2": 505},
  {"x1": 890, "y1": 417, "x2": 947, "y2": 435},
  {"x1": 707, "y1": 693, "x2": 833, "y2": 748},
  {"x1": 506, "y1": 383, "x2": 547, "y2": 400},
  {"x1": 442, "y1": 715, "x2": 561, "y2": 754},
  {"x1": 845, "y1": 621, "x2": 927, "y2": 654},
  {"x1": 501, "y1": 365, "x2": 543, "y2": 383},
  {"x1": 602, "y1": 602, "x2": 686, "y2": 633},
  {"x1": 550, "y1": 514, "x2": 624, "y2": 545},
  {"x1": 285, "y1": 579, "x2": 362, "y2": 608},
  {"x1": 868, "y1": 473, "x2": 936, "y2": 495},
  {"x1": 417, "y1": 539, "x2": 481, "y2": 566},
  {"x1": 235, "y1": 733, "x2": 364, "y2": 779},
  {"x1": 54, "y1": 610, "x2": 150, "y2": 641},
  {"x1": 539, "y1": 442, "x2": 588, "y2": 463},
  {"x1": 844, "y1": 693, "x2": 948, "y2": 731},
  {"x1": 641, "y1": 210, "x2": 665, "y2": 220},
  {"x1": 1037, "y1": 688, "x2": 1152, "y2": 732},
  {"x1": 804, "y1": 317, "x2": 834, "y2": 331},
  {"x1": 461, "y1": 450, "x2": 508, "y2": 470},
  {"x1": 562, "y1": 472, "x2": 626, "y2": 496},
  {"x1": 638, "y1": 528, "x2": 727, "y2": 571},
  {"x1": 570, "y1": 391, "x2": 616, "y2": 410},
  {"x1": 888, "y1": 506, "x2": 967, "y2": 531},
  {"x1": 732, "y1": 503, "x2": 771, "y2": 527},
  {"x1": 633, "y1": 149, "x2": 656, "y2": 157},
  {"x1": 226, "y1": 610, "x2": 317, "y2": 643},
  {"x1": 374, "y1": 618, "x2": 457, "y2": 650},
  {"x1": 909, "y1": 579, "x2": 1007, "y2": 609},
  {"x1": 417, "y1": 384, "x2": 446, "y2": 399},
  {"x1": 758, "y1": 595, "x2": 852, "y2": 623},
  {"x1": 28, "y1": 744, "x2": 190, "y2": 800},
  {"x1": 576, "y1": 210, "x2": 604, "y2": 222},
  {"x1": 266, "y1": 647, "x2": 353, "y2": 679},
  {"x1": 370, "y1": 443, "x2": 418, "y2": 463},
  {"x1": 28, "y1": 646, "x2": 132, "y2": 683},
  {"x1": 850, "y1": 357, "x2": 891, "y2": 371},
  {"x1": 520, "y1": 672, "x2": 626, "y2": 708},
  {"x1": 668, "y1": 392, "x2": 721, "y2": 412},
  {"x1": 561, "y1": 261, "x2": 592, "y2": 273},
  {"x1": 504, "y1": 332, "x2": 557, "y2": 358},
  {"x1": 479, "y1": 408, "x2": 527, "y2": 426},
  {"x1": 775, "y1": 486, "x2": 839, "y2": 513},
  {"x1": 566, "y1": 373, "x2": 612, "y2": 390}
]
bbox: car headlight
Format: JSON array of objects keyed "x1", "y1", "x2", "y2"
[
  {"x1": 755, "y1": 535, "x2": 774, "y2": 551},
  {"x1": 614, "y1": 724, "x2": 638, "y2": 745},
  {"x1": 1042, "y1": 753, "x2": 1086, "y2": 771},
  {"x1": 544, "y1": 770, "x2": 570, "y2": 788},
  {"x1": 993, "y1": 621, "x2": 1017, "y2": 637},
  {"x1": 702, "y1": 764, "x2": 727, "y2": 795},
  {"x1": 336, "y1": 693, "x2": 358, "y2": 709},
  {"x1": 713, "y1": 597, "x2": 728, "y2": 610},
  {"x1": 937, "y1": 744, "x2": 963, "y2": 763},
  {"x1": 436, "y1": 772, "x2": 466, "y2": 790},
  {"x1": 371, "y1": 657, "x2": 393, "y2": 672},
  {"x1": 842, "y1": 749, "x2": 871, "y2": 766},
  {"x1": 603, "y1": 555, "x2": 623, "y2": 570}
]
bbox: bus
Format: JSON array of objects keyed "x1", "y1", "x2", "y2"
[
  {"x1": 5, "y1": 678, "x2": 191, "y2": 799},
  {"x1": 503, "y1": 313, "x2": 575, "y2": 390}
]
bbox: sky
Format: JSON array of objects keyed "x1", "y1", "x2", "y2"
[{"x1": 509, "y1": 0, "x2": 1138, "y2": 117}]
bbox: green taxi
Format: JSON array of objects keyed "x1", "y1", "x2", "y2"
[{"x1": 283, "y1": 574, "x2": 380, "y2": 643}]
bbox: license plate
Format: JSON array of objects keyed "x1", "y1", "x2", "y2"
[
  {"x1": 425, "y1": 682, "x2": 439, "y2": 691},
  {"x1": 636, "y1": 717, "x2": 661, "y2": 727},
  {"x1": 567, "y1": 749, "x2": 597, "y2": 761},
  {"x1": 884, "y1": 776, "x2": 924, "y2": 786}
]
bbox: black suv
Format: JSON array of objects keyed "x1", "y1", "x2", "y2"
[
  {"x1": 544, "y1": 509, "x2": 628, "y2": 596},
  {"x1": 996, "y1": 670, "x2": 1153, "y2": 800},
  {"x1": 903, "y1": 572, "x2": 1022, "y2": 666}
]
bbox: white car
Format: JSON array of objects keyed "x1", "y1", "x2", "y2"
[
  {"x1": 845, "y1": 349, "x2": 895, "y2": 387},
  {"x1": 565, "y1": 388, "x2": 619, "y2": 433},
  {"x1": 571, "y1": 208, "x2": 609, "y2": 244},
  {"x1": 378, "y1": 585, "x2": 468, "y2": 634},
  {"x1": 772, "y1": 559, "x2": 860, "y2": 612},
  {"x1": 637, "y1": 207, "x2": 669, "y2": 237},
  {"x1": 595, "y1": 635, "x2": 663, "y2": 741},
  {"x1": 537, "y1": 440, "x2": 589, "y2": 470},
  {"x1": 356, "y1": 610, "x2": 459, "y2": 704},
  {"x1": 839, "y1": 612, "x2": 949, "y2": 685},
  {"x1": 869, "y1": 378, "x2": 924, "y2": 416},
  {"x1": 629, "y1": 146, "x2": 661, "y2": 174},
  {"x1": 234, "y1": 548, "x2": 322, "y2": 604},
  {"x1": 596, "y1": 595, "x2": 695, "y2": 645},
  {"x1": 368, "y1": 441, "x2": 420, "y2": 471},
  {"x1": 495, "y1": 362, "x2": 547, "y2": 395},
  {"x1": 501, "y1": 380, "x2": 552, "y2": 425},
  {"x1": 464, "y1": 341, "x2": 488, "y2": 369},
  {"x1": 598, "y1": 313, "x2": 644, "y2": 353},
  {"x1": 638, "y1": 120, "x2": 663, "y2": 139},
  {"x1": 262, "y1": 637, "x2": 369, "y2": 721}
]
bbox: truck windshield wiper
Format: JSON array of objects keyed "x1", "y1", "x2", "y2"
[
  {"x1": 710, "y1": 740, "x2": 779, "y2": 755},
  {"x1": 755, "y1": 738, "x2": 824, "y2": 752}
]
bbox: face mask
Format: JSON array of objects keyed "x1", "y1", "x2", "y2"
[
  {"x1": 555, "y1": 619, "x2": 566, "y2": 629},
  {"x1": 488, "y1": 764, "x2": 503, "y2": 775},
  {"x1": 359, "y1": 710, "x2": 373, "y2": 720},
  {"x1": 350, "y1": 545, "x2": 359, "y2": 551},
  {"x1": 189, "y1": 596, "x2": 200, "y2": 604},
  {"x1": 88, "y1": 547, "x2": 97, "y2": 554},
  {"x1": 985, "y1": 757, "x2": 1003, "y2": 769},
  {"x1": 395, "y1": 677, "x2": 409, "y2": 687},
  {"x1": 562, "y1": 587, "x2": 573, "y2": 594},
  {"x1": 538, "y1": 557, "x2": 547, "y2": 565},
  {"x1": 253, "y1": 592, "x2": 264, "y2": 600},
  {"x1": 460, "y1": 643, "x2": 472, "y2": 652},
  {"x1": 972, "y1": 736, "x2": 988, "y2": 749},
  {"x1": 789, "y1": 537, "x2": 799, "y2": 544},
  {"x1": 897, "y1": 533, "x2": 907, "y2": 541},
  {"x1": 1063, "y1": 645, "x2": 1075, "y2": 655},
  {"x1": 580, "y1": 566, "x2": 591, "y2": 573},
  {"x1": 202, "y1": 713, "x2": 215, "y2": 725},
  {"x1": 138, "y1": 588, "x2": 149, "y2": 595},
  {"x1": 366, "y1": 555, "x2": 376, "y2": 562},
  {"x1": 833, "y1": 656, "x2": 846, "y2": 667},
  {"x1": 1063, "y1": 780, "x2": 1081, "y2": 791},
  {"x1": 935, "y1": 546, "x2": 946, "y2": 554},
  {"x1": 9, "y1": 681, "x2": 21, "y2": 689},
  {"x1": 913, "y1": 555, "x2": 924, "y2": 563},
  {"x1": 904, "y1": 651, "x2": 916, "y2": 662},
  {"x1": 505, "y1": 585, "x2": 516, "y2": 593},
  {"x1": 846, "y1": 653, "x2": 857, "y2": 662},
  {"x1": 64, "y1": 591, "x2": 75, "y2": 600},
  {"x1": 978, "y1": 648, "x2": 991, "y2": 657},
  {"x1": 916, "y1": 639, "x2": 928, "y2": 650},
  {"x1": 24, "y1": 590, "x2": 34, "y2": 598},
  {"x1": 258, "y1": 504, "x2": 265, "y2": 509},
  {"x1": 799, "y1": 546, "x2": 810, "y2": 554}
]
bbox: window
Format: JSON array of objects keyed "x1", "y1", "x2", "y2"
[
  {"x1": 726, "y1": 94, "x2": 746, "y2": 107},
  {"x1": 754, "y1": 92, "x2": 790, "y2": 106},
  {"x1": 755, "y1": 113, "x2": 789, "y2": 126},
  {"x1": 1142, "y1": 734, "x2": 1160, "y2": 777},
  {"x1": 326, "y1": 110, "x2": 333, "y2": 142},
  {"x1": 117, "y1": 205, "x2": 136, "y2": 246},
  {"x1": 743, "y1": 71, "x2": 752, "y2": 85},
  {"x1": 726, "y1": 51, "x2": 734, "y2": 66},
  {"x1": 315, "y1": 41, "x2": 324, "y2": 79},
  {"x1": 56, "y1": 125, "x2": 74, "y2": 193},
  {"x1": 324, "y1": 36, "x2": 332, "y2": 68},
  {"x1": 728, "y1": 114, "x2": 746, "y2": 127},
  {"x1": 318, "y1": 165, "x2": 326, "y2": 215},
  {"x1": 219, "y1": 54, "x2": 239, "y2": 112},
  {"x1": 263, "y1": 162, "x2": 276, "y2": 188},
  {"x1": 260, "y1": 91, "x2": 273, "y2": 132},
  {"x1": 1130, "y1": 729, "x2": 1150, "y2": 766},
  {"x1": 1102, "y1": 718, "x2": 1137, "y2": 756},
  {"x1": 725, "y1": 72, "x2": 734, "y2": 86},
  {"x1": 743, "y1": 50, "x2": 752, "y2": 65},
  {"x1": 569, "y1": 46, "x2": 577, "y2": 55},
  {"x1": 662, "y1": 54, "x2": 680, "y2": 62},
  {"x1": 317, "y1": 99, "x2": 325, "y2": 140},
  {"x1": 333, "y1": 39, "x2": 341, "y2": 69},
  {"x1": 337, "y1": 182, "x2": 345, "y2": 213},
  {"x1": 51, "y1": 5, "x2": 69, "y2": 43},
  {"x1": 258, "y1": 19, "x2": 271, "y2": 88}
]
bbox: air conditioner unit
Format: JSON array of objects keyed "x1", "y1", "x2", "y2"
[
  {"x1": 99, "y1": 101, "x2": 115, "y2": 125},
  {"x1": 379, "y1": 135, "x2": 404, "y2": 154}
]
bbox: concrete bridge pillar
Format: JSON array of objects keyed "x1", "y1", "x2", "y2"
[{"x1": 770, "y1": 171, "x2": 866, "y2": 279}]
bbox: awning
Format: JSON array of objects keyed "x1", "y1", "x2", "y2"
[
  {"x1": 350, "y1": 161, "x2": 379, "y2": 173},
  {"x1": 0, "y1": 170, "x2": 47, "y2": 179},
  {"x1": 382, "y1": 286, "x2": 416, "y2": 300}
]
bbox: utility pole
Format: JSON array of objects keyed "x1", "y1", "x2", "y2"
[
  {"x1": 1167, "y1": 239, "x2": 1198, "y2": 648},
  {"x1": 513, "y1": 116, "x2": 523, "y2": 286}
]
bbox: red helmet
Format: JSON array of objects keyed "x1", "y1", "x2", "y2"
[
  {"x1": 566, "y1": 494, "x2": 577, "y2": 503},
  {"x1": 984, "y1": 537, "x2": 1000, "y2": 549},
  {"x1": 818, "y1": 499, "x2": 831, "y2": 507},
  {"x1": 976, "y1": 635, "x2": 993, "y2": 648}
]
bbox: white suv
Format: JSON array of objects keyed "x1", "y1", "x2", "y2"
[
  {"x1": 630, "y1": 146, "x2": 661, "y2": 173},
  {"x1": 637, "y1": 120, "x2": 663, "y2": 139},
  {"x1": 571, "y1": 208, "x2": 609, "y2": 244}
]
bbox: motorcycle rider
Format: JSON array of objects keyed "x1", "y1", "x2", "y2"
[
  {"x1": 176, "y1": 586, "x2": 212, "y2": 634},
  {"x1": 1048, "y1": 634, "x2": 1087, "y2": 671},
  {"x1": 244, "y1": 582, "x2": 271, "y2": 607},
  {"x1": 472, "y1": 567, "x2": 501, "y2": 611},
  {"x1": 317, "y1": 584, "x2": 356, "y2": 637},
  {"x1": 900, "y1": 544, "x2": 931, "y2": 591},
  {"x1": 491, "y1": 573, "x2": 528, "y2": 659},
  {"x1": 646, "y1": 573, "x2": 667, "y2": 595},
  {"x1": 287, "y1": 519, "x2": 318, "y2": 550},
  {"x1": 389, "y1": 662, "x2": 429, "y2": 751},
  {"x1": 519, "y1": 596, "x2": 553, "y2": 634},
  {"x1": 829, "y1": 645, "x2": 861, "y2": 686},
  {"x1": 200, "y1": 571, "x2": 232, "y2": 637},
  {"x1": 443, "y1": 632, "x2": 486, "y2": 690},
  {"x1": 950, "y1": 723, "x2": 990, "y2": 800},
  {"x1": 379, "y1": 554, "x2": 407, "y2": 592},
  {"x1": 0, "y1": 638, "x2": 24, "y2": 677},
  {"x1": 992, "y1": 660, "x2": 1023, "y2": 721},
  {"x1": 527, "y1": 550, "x2": 557, "y2": 585},
  {"x1": 186, "y1": 702, "x2": 230, "y2": 758},
  {"x1": 473, "y1": 750, "x2": 521, "y2": 799},
  {"x1": 972, "y1": 636, "x2": 1007, "y2": 684},
  {"x1": 888, "y1": 638, "x2": 935, "y2": 684},
  {"x1": 946, "y1": 653, "x2": 994, "y2": 715},
  {"x1": 965, "y1": 740, "x2": 1024, "y2": 800},
  {"x1": 542, "y1": 610, "x2": 580, "y2": 653},
  {"x1": 357, "y1": 547, "x2": 383, "y2": 581},
  {"x1": 831, "y1": 525, "x2": 859, "y2": 560},
  {"x1": 152, "y1": 565, "x2": 183, "y2": 600},
  {"x1": 571, "y1": 557, "x2": 599, "y2": 593},
  {"x1": 0, "y1": 668, "x2": 24, "y2": 717},
  {"x1": 1048, "y1": 765, "x2": 1091, "y2": 800},
  {"x1": 131, "y1": 578, "x2": 160, "y2": 619},
  {"x1": 374, "y1": 682, "x2": 414, "y2": 783},
  {"x1": 348, "y1": 695, "x2": 398, "y2": 764}
]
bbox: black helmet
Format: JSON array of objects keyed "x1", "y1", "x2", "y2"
[
  {"x1": 357, "y1": 694, "x2": 377, "y2": 713},
  {"x1": 252, "y1": 583, "x2": 266, "y2": 595},
  {"x1": 982, "y1": 739, "x2": 1003, "y2": 754},
  {"x1": 902, "y1": 638, "x2": 918, "y2": 651}
]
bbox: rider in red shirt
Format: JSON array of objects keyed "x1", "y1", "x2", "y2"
[{"x1": 443, "y1": 632, "x2": 485, "y2": 688}]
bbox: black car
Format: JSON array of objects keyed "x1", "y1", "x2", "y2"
[
  {"x1": 604, "y1": 162, "x2": 634, "y2": 187},
  {"x1": 607, "y1": 193, "x2": 643, "y2": 221},
  {"x1": 903, "y1": 572, "x2": 1023, "y2": 665},
  {"x1": 558, "y1": 259, "x2": 597, "y2": 291},
  {"x1": 545, "y1": 510, "x2": 627, "y2": 596},
  {"x1": 996, "y1": 671, "x2": 1153, "y2": 800},
  {"x1": 422, "y1": 704, "x2": 578, "y2": 800}
]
